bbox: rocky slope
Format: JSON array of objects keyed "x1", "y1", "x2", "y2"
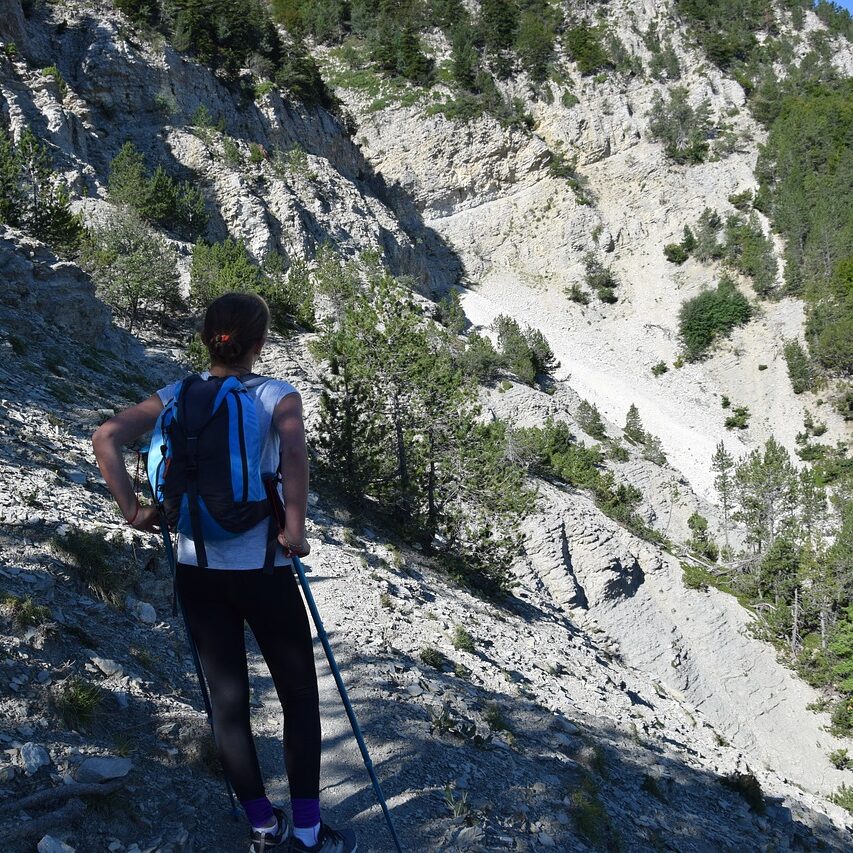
[{"x1": 1, "y1": 0, "x2": 852, "y2": 851}]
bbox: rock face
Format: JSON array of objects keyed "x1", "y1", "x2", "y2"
[
  {"x1": 332, "y1": 1, "x2": 849, "y2": 503},
  {"x1": 0, "y1": 5, "x2": 459, "y2": 292},
  {"x1": 523, "y1": 481, "x2": 852, "y2": 796},
  {"x1": 0, "y1": 232, "x2": 110, "y2": 344},
  {"x1": 0, "y1": 0, "x2": 29, "y2": 57}
]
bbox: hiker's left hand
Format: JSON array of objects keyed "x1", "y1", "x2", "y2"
[{"x1": 130, "y1": 505, "x2": 160, "y2": 533}]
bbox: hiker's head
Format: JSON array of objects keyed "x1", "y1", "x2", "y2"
[{"x1": 202, "y1": 292, "x2": 270, "y2": 368}]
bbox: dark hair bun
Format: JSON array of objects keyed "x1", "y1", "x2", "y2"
[{"x1": 209, "y1": 332, "x2": 244, "y2": 363}]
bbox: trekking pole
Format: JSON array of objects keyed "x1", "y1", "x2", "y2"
[
  {"x1": 291, "y1": 553, "x2": 405, "y2": 853},
  {"x1": 142, "y1": 450, "x2": 240, "y2": 820}
]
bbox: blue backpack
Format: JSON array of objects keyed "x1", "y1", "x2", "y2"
[{"x1": 147, "y1": 373, "x2": 278, "y2": 571}]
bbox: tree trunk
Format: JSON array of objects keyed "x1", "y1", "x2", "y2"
[
  {"x1": 791, "y1": 586, "x2": 800, "y2": 656},
  {"x1": 392, "y1": 390, "x2": 408, "y2": 514}
]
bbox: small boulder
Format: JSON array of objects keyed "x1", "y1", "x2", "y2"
[
  {"x1": 20, "y1": 742, "x2": 51, "y2": 775},
  {"x1": 37, "y1": 837, "x2": 75, "y2": 853},
  {"x1": 135, "y1": 601, "x2": 156, "y2": 624},
  {"x1": 91, "y1": 657, "x2": 123, "y2": 678},
  {"x1": 75, "y1": 756, "x2": 132, "y2": 783}
]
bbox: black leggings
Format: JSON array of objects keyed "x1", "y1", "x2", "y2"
[{"x1": 176, "y1": 563, "x2": 321, "y2": 802}]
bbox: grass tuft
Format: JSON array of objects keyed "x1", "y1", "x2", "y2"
[
  {"x1": 721, "y1": 770, "x2": 765, "y2": 813},
  {"x1": 2, "y1": 595, "x2": 51, "y2": 628},
  {"x1": 451, "y1": 625, "x2": 476, "y2": 653},
  {"x1": 56, "y1": 676, "x2": 104, "y2": 730},
  {"x1": 420, "y1": 646, "x2": 447, "y2": 670},
  {"x1": 53, "y1": 529, "x2": 129, "y2": 604}
]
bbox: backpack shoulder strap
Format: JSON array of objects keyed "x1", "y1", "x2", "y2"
[{"x1": 241, "y1": 375, "x2": 273, "y2": 389}]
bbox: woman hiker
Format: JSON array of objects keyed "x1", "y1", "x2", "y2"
[{"x1": 92, "y1": 292, "x2": 357, "y2": 853}]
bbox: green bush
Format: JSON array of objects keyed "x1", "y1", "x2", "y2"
[
  {"x1": 756, "y1": 80, "x2": 853, "y2": 380},
  {"x1": 564, "y1": 22, "x2": 611, "y2": 76},
  {"x1": 673, "y1": 0, "x2": 762, "y2": 70},
  {"x1": 678, "y1": 275, "x2": 752, "y2": 361},
  {"x1": 55, "y1": 677, "x2": 104, "y2": 730},
  {"x1": 645, "y1": 23, "x2": 681, "y2": 81},
  {"x1": 515, "y1": 9, "x2": 556, "y2": 82},
  {"x1": 693, "y1": 208, "x2": 724, "y2": 261},
  {"x1": 648, "y1": 86, "x2": 714, "y2": 164},
  {"x1": 460, "y1": 331, "x2": 501, "y2": 384},
  {"x1": 108, "y1": 141, "x2": 208, "y2": 239},
  {"x1": 682, "y1": 562, "x2": 711, "y2": 591},
  {"x1": 81, "y1": 208, "x2": 181, "y2": 333},
  {"x1": 576, "y1": 400, "x2": 607, "y2": 440},
  {"x1": 664, "y1": 242, "x2": 689, "y2": 264},
  {"x1": 420, "y1": 646, "x2": 447, "y2": 669},
  {"x1": 829, "y1": 748, "x2": 853, "y2": 770},
  {"x1": 492, "y1": 315, "x2": 557, "y2": 385},
  {"x1": 583, "y1": 253, "x2": 618, "y2": 302},
  {"x1": 830, "y1": 783, "x2": 853, "y2": 814},
  {"x1": 42, "y1": 65, "x2": 68, "y2": 100},
  {"x1": 2, "y1": 595, "x2": 51, "y2": 628},
  {"x1": 687, "y1": 512, "x2": 719, "y2": 561},
  {"x1": 651, "y1": 361, "x2": 668, "y2": 376},
  {"x1": 190, "y1": 238, "x2": 264, "y2": 311},
  {"x1": 115, "y1": 0, "x2": 157, "y2": 24},
  {"x1": 53, "y1": 529, "x2": 129, "y2": 605},
  {"x1": 186, "y1": 333, "x2": 211, "y2": 372},
  {"x1": 723, "y1": 213, "x2": 777, "y2": 297},
  {"x1": 784, "y1": 339, "x2": 812, "y2": 394},
  {"x1": 570, "y1": 778, "x2": 612, "y2": 846},
  {"x1": 566, "y1": 283, "x2": 590, "y2": 305},
  {"x1": 724, "y1": 405, "x2": 751, "y2": 430}
]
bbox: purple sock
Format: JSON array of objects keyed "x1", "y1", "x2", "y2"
[
  {"x1": 292, "y1": 797, "x2": 321, "y2": 829},
  {"x1": 242, "y1": 796, "x2": 274, "y2": 829}
]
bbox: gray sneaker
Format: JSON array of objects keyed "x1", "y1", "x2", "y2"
[
  {"x1": 249, "y1": 806, "x2": 290, "y2": 852},
  {"x1": 289, "y1": 822, "x2": 356, "y2": 853}
]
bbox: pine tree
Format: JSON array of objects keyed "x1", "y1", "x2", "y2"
[
  {"x1": 687, "y1": 511, "x2": 719, "y2": 562},
  {"x1": 829, "y1": 605, "x2": 853, "y2": 694},
  {"x1": 83, "y1": 209, "x2": 179, "y2": 333},
  {"x1": 576, "y1": 399, "x2": 607, "y2": 441},
  {"x1": 623, "y1": 403, "x2": 645, "y2": 444},
  {"x1": 450, "y1": 26, "x2": 478, "y2": 90},
  {"x1": 190, "y1": 238, "x2": 264, "y2": 310},
  {"x1": 0, "y1": 127, "x2": 22, "y2": 226},
  {"x1": 711, "y1": 440, "x2": 735, "y2": 552},
  {"x1": 479, "y1": 0, "x2": 517, "y2": 52},
  {"x1": 397, "y1": 24, "x2": 432, "y2": 84},
  {"x1": 733, "y1": 437, "x2": 799, "y2": 555},
  {"x1": 108, "y1": 140, "x2": 151, "y2": 214},
  {"x1": 315, "y1": 318, "x2": 386, "y2": 499},
  {"x1": 16, "y1": 128, "x2": 82, "y2": 254},
  {"x1": 796, "y1": 467, "x2": 828, "y2": 548},
  {"x1": 494, "y1": 315, "x2": 536, "y2": 385},
  {"x1": 526, "y1": 327, "x2": 559, "y2": 376},
  {"x1": 514, "y1": 10, "x2": 554, "y2": 83}
]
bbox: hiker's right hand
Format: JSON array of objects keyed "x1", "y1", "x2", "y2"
[
  {"x1": 279, "y1": 529, "x2": 310, "y2": 557},
  {"x1": 130, "y1": 505, "x2": 160, "y2": 533}
]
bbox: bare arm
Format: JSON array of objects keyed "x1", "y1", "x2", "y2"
[
  {"x1": 272, "y1": 391, "x2": 309, "y2": 555},
  {"x1": 92, "y1": 393, "x2": 164, "y2": 531}
]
